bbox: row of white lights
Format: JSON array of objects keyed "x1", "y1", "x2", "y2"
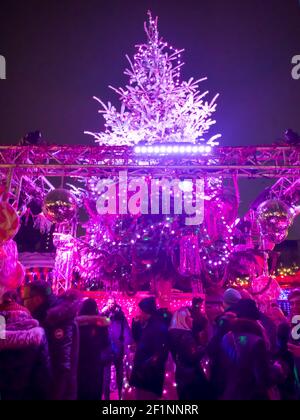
[{"x1": 134, "y1": 144, "x2": 213, "y2": 154}]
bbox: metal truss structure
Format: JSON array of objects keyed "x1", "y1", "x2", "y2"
[
  {"x1": 1, "y1": 144, "x2": 300, "y2": 293},
  {"x1": 1, "y1": 145, "x2": 300, "y2": 182}
]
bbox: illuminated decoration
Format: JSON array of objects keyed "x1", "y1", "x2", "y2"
[
  {"x1": 85, "y1": 12, "x2": 220, "y2": 148},
  {"x1": 257, "y1": 199, "x2": 294, "y2": 245},
  {"x1": 228, "y1": 276, "x2": 251, "y2": 289},
  {"x1": 279, "y1": 289, "x2": 290, "y2": 301},
  {"x1": 43, "y1": 188, "x2": 77, "y2": 224},
  {"x1": 0, "y1": 201, "x2": 20, "y2": 244},
  {"x1": 275, "y1": 263, "x2": 300, "y2": 297},
  {"x1": 134, "y1": 143, "x2": 215, "y2": 155},
  {"x1": 52, "y1": 227, "x2": 76, "y2": 294},
  {"x1": 276, "y1": 263, "x2": 299, "y2": 279}
]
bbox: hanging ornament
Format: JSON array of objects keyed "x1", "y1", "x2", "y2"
[
  {"x1": 0, "y1": 201, "x2": 20, "y2": 244},
  {"x1": 257, "y1": 199, "x2": 293, "y2": 235},
  {"x1": 43, "y1": 188, "x2": 77, "y2": 224}
]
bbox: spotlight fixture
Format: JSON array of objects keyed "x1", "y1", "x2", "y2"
[
  {"x1": 134, "y1": 143, "x2": 214, "y2": 155},
  {"x1": 284, "y1": 129, "x2": 300, "y2": 145},
  {"x1": 20, "y1": 130, "x2": 43, "y2": 146}
]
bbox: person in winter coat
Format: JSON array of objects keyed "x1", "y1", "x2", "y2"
[
  {"x1": 204, "y1": 290, "x2": 225, "y2": 342},
  {"x1": 0, "y1": 298, "x2": 51, "y2": 400},
  {"x1": 276, "y1": 289, "x2": 300, "y2": 399},
  {"x1": 76, "y1": 298, "x2": 111, "y2": 400},
  {"x1": 218, "y1": 299, "x2": 272, "y2": 400},
  {"x1": 130, "y1": 297, "x2": 169, "y2": 400},
  {"x1": 23, "y1": 282, "x2": 81, "y2": 400},
  {"x1": 207, "y1": 310, "x2": 237, "y2": 399},
  {"x1": 101, "y1": 298, "x2": 132, "y2": 400},
  {"x1": 169, "y1": 307, "x2": 213, "y2": 400}
]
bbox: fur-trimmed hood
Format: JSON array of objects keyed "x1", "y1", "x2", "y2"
[{"x1": 0, "y1": 309, "x2": 46, "y2": 351}]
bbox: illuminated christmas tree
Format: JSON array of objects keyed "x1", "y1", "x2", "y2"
[{"x1": 85, "y1": 11, "x2": 220, "y2": 147}]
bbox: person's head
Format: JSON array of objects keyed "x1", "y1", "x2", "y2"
[
  {"x1": 22, "y1": 281, "x2": 52, "y2": 314},
  {"x1": 205, "y1": 291, "x2": 224, "y2": 322},
  {"x1": 223, "y1": 288, "x2": 242, "y2": 310},
  {"x1": 2, "y1": 290, "x2": 18, "y2": 305},
  {"x1": 192, "y1": 297, "x2": 204, "y2": 314},
  {"x1": 170, "y1": 307, "x2": 193, "y2": 331},
  {"x1": 107, "y1": 297, "x2": 116, "y2": 311},
  {"x1": 79, "y1": 298, "x2": 99, "y2": 316},
  {"x1": 235, "y1": 298, "x2": 260, "y2": 321},
  {"x1": 267, "y1": 302, "x2": 287, "y2": 325},
  {"x1": 289, "y1": 289, "x2": 300, "y2": 317},
  {"x1": 138, "y1": 296, "x2": 156, "y2": 322}
]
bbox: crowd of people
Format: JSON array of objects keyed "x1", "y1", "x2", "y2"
[{"x1": 0, "y1": 281, "x2": 300, "y2": 400}]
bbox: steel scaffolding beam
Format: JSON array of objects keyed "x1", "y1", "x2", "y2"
[{"x1": 0, "y1": 145, "x2": 300, "y2": 178}]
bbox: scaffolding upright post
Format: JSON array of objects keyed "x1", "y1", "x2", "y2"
[{"x1": 52, "y1": 221, "x2": 77, "y2": 295}]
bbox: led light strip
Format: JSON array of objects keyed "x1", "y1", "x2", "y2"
[{"x1": 134, "y1": 144, "x2": 213, "y2": 154}]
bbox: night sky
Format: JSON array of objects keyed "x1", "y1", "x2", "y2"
[{"x1": 1, "y1": 0, "x2": 300, "y2": 237}]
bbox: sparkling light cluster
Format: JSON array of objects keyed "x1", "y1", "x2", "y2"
[{"x1": 276, "y1": 263, "x2": 299, "y2": 279}]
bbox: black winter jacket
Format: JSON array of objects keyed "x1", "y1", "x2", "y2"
[
  {"x1": 219, "y1": 319, "x2": 271, "y2": 400},
  {"x1": 169, "y1": 328, "x2": 213, "y2": 400},
  {"x1": 130, "y1": 313, "x2": 169, "y2": 397},
  {"x1": 0, "y1": 309, "x2": 51, "y2": 400},
  {"x1": 33, "y1": 294, "x2": 80, "y2": 400}
]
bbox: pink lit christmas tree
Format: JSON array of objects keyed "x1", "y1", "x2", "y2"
[{"x1": 85, "y1": 11, "x2": 221, "y2": 147}]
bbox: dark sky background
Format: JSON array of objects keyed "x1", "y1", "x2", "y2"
[{"x1": 1, "y1": 0, "x2": 300, "y2": 238}]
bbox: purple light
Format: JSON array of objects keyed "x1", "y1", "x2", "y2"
[{"x1": 134, "y1": 143, "x2": 214, "y2": 155}]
